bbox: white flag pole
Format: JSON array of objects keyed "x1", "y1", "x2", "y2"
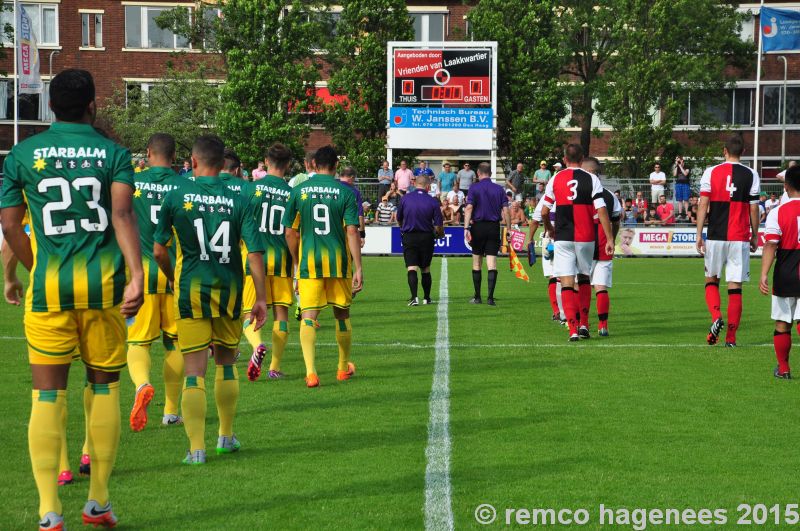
[
  {"x1": 13, "y1": 0, "x2": 18, "y2": 145},
  {"x1": 753, "y1": 0, "x2": 765, "y2": 171}
]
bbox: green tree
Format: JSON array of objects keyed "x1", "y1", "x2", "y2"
[
  {"x1": 321, "y1": 0, "x2": 413, "y2": 177},
  {"x1": 467, "y1": 0, "x2": 568, "y2": 168}
]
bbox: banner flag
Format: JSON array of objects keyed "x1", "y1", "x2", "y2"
[
  {"x1": 18, "y1": 5, "x2": 42, "y2": 94},
  {"x1": 761, "y1": 7, "x2": 800, "y2": 52}
]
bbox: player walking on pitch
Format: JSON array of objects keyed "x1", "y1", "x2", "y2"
[
  {"x1": 153, "y1": 135, "x2": 267, "y2": 464},
  {"x1": 284, "y1": 146, "x2": 363, "y2": 388},
  {"x1": 1, "y1": 69, "x2": 144, "y2": 530},
  {"x1": 246, "y1": 143, "x2": 295, "y2": 381},
  {"x1": 541, "y1": 144, "x2": 614, "y2": 341},
  {"x1": 127, "y1": 133, "x2": 187, "y2": 431},
  {"x1": 696, "y1": 135, "x2": 760, "y2": 347},
  {"x1": 760, "y1": 165, "x2": 800, "y2": 379}
]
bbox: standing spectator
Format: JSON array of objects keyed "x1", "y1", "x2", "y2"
[
  {"x1": 656, "y1": 195, "x2": 675, "y2": 225},
  {"x1": 649, "y1": 162, "x2": 666, "y2": 205},
  {"x1": 457, "y1": 162, "x2": 476, "y2": 192},
  {"x1": 394, "y1": 160, "x2": 414, "y2": 193},
  {"x1": 376, "y1": 195, "x2": 397, "y2": 225},
  {"x1": 766, "y1": 192, "x2": 780, "y2": 214},
  {"x1": 414, "y1": 160, "x2": 435, "y2": 179},
  {"x1": 673, "y1": 156, "x2": 691, "y2": 219},
  {"x1": 377, "y1": 160, "x2": 393, "y2": 201},
  {"x1": 252, "y1": 160, "x2": 268, "y2": 180},
  {"x1": 534, "y1": 160, "x2": 551, "y2": 184},
  {"x1": 178, "y1": 159, "x2": 191, "y2": 175},
  {"x1": 507, "y1": 162, "x2": 526, "y2": 201},
  {"x1": 634, "y1": 191, "x2": 648, "y2": 221},
  {"x1": 439, "y1": 162, "x2": 456, "y2": 195}
]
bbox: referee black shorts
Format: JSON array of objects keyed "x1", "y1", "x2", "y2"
[
  {"x1": 402, "y1": 231, "x2": 435, "y2": 268},
  {"x1": 470, "y1": 221, "x2": 501, "y2": 256}
]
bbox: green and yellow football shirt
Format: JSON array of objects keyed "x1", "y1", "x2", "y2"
[
  {"x1": 248, "y1": 175, "x2": 293, "y2": 278},
  {"x1": 0, "y1": 122, "x2": 135, "y2": 312},
  {"x1": 133, "y1": 167, "x2": 187, "y2": 294},
  {"x1": 154, "y1": 176, "x2": 264, "y2": 320},
  {"x1": 282, "y1": 174, "x2": 358, "y2": 279}
]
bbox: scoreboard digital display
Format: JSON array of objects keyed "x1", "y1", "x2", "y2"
[
  {"x1": 421, "y1": 85, "x2": 463, "y2": 102},
  {"x1": 393, "y1": 48, "x2": 492, "y2": 106}
]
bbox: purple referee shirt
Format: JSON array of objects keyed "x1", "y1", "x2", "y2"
[
  {"x1": 397, "y1": 189, "x2": 443, "y2": 233},
  {"x1": 341, "y1": 180, "x2": 364, "y2": 216},
  {"x1": 466, "y1": 178, "x2": 508, "y2": 222}
]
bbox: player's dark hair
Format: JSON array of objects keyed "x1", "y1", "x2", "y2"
[
  {"x1": 192, "y1": 135, "x2": 225, "y2": 170},
  {"x1": 725, "y1": 134, "x2": 745, "y2": 157},
  {"x1": 785, "y1": 166, "x2": 800, "y2": 192},
  {"x1": 583, "y1": 156, "x2": 602, "y2": 175},
  {"x1": 339, "y1": 166, "x2": 357, "y2": 180},
  {"x1": 267, "y1": 143, "x2": 292, "y2": 171},
  {"x1": 50, "y1": 69, "x2": 95, "y2": 122},
  {"x1": 313, "y1": 145, "x2": 338, "y2": 171},
  {"x1": 147, "y1": 133, "x2": 176, "y2": 159},
  {"x1": 477, "y1": 162, "x2": 491, "y2": 176},
  {"x1": 222, "y1": 148, "x2": 241, "y2": 171},
  {"x1": 565, "y1": 143, "x2": 584, "y2": 163}
]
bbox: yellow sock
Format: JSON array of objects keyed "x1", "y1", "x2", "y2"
[
  {"x1": 242, "y1": 320, "x2": 262, "y2": 350},
  {"x1": 215, "y1": 365, "x2": 239, "y2": 437},
  {"x1": 335, "y1": 319, "x2": 352, "y2": 371},
  {"x1": 162, "y1": 335, "x2": 183, "y2": 416},
  {"x1": 299, "y1": 319, "x2": 318, "y2": 377},
  {"x1": 182, "y1": 376, "x2": 206, "y2": 452},
  {"x1": 58, "y1": 401, "x2": 69, "y2": 472},
  {"x1": 29, "y1": 389, "x2": 66, "y2": 517},
  {"x1": 87, "y1": 381, "x2": 120, "y2": 506},
  {"x1": 82, "y1": 382, "x2": 91, "y2": 456},
  {"x1": 127, "y1": 344, "x2": 151, "y2": 389},
  {"x1": 269, "y1": 321, "x2": 289, "y2": 371}
]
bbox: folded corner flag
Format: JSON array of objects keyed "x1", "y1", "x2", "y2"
[{"x1": 509, "y1": 246, "x2": 530, "y2": 282}]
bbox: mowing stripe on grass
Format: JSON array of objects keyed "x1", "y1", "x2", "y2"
[{"x1": 424, "y1": 258, "x2": 453, "y2": 531}]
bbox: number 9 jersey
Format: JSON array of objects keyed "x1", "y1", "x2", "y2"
[{"x1": 0, "y1": 122, "x2": 135, "y2": 312}]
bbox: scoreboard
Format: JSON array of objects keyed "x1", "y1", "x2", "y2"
[{"x1": 393, "y1": 48, "x2": 492, "y2": 106}]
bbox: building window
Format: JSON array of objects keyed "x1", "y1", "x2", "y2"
[
  {"x1": 125, "y1": 5, "x2": 190, "y2": 49},
  {"x1": 738, "y1": 12, "x2": 755, "y2": 43},
  {"x1": 1, "y1": 3, "x2": 59, "y2": 47},
  {"x1": 410, "y1": 13, "x2": 446, "y2": 42},
  {"x1": 81, "y1": 13, "x2": 102, "y2": 48},
  {"x1": 763, "y1": 86, "x2": 800, "y2": 125},
  {"x1": 679, "y1": 89, "x2": 753, "y2": 126},
  {"x1": 0, "y1": 79, "x2": 53, "y2": 122}
]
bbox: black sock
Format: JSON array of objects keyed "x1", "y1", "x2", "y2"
[
  {"x1": 487, "y1": 269, "x2": 498, "y2": 299},
  {"x1": 407, "y1": 270, "x2": 418, "y2": 299},
  {"x1": 472, "y1": 270, "x2": 482, "y2": 298},
  {"x1": 421, "y1": 272, "x2": 432, "y2": 299}
]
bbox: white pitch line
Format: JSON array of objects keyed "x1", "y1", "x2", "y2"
[{"x1": 424, "y1": 258, "x2": 453, "y2": 531}]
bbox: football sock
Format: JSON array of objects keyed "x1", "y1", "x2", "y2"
[
  {"x1": 472, "y1": 270, "x2": 482, "y2": 298},
  {"x1": 215, "y1": 365, "x2": 239, "y2": 437},
  {"x1": 300, "y1": 319, "x2": 318, "y2": 376},
  {"x1": 407, "y1": 270, "x2": 419, "y2": 299},
  {"x1": 88, "y1": 381, "x2": 120, "y2": 507},
  {"x1": 548, "y1": 278, "x2": 559, "y2": 315},
  {"x1": 774, "y1": 331, "x2": 791, "y2": 374},
  {"x1": 162, "y1": 335, "x2": 183, "y2": 417},
  {"x1": 726, "y1": 289, "x2": 742, "y2": 343},
  {"x1": 336, "y1": 319, "x2": 352, "y2": 372},
  {"x1": 58, "y1": 402, "x2": 69, "y2": 472},
  {"x1": 421, "y1": 272, "x2": 432, "y2": 299},
  {"x1": 126, "y1": 344, "x2": 151, "y2": 389},
  {"x1": 562, "y1": 288, "x2": 578, "y2": 335},
  {"x1": 82, "y1": 381, "x2": 92, "y2": 456},
  {"x1": 487, "y1": 269, "x2": 498, "y2": 299},
  {"x1": 29, "y1": 389, "x2": 65, "y2": 518},
  {"x1": 704, "y1": 282, "x2": 722, "y2": 321},
  {"x1": 556, "y1": 281, "x2": 565, "y2": 320},
  {"x1": 269, "y1": 320, "x2": 289, "y2": 372},
  {"x1": 182, "y1": 376, "x2": 206, "y2": 452},
  {"x1": 596, "y1": 290, "x2": 610, "y2": 328},
  {"x1": 242, "y1": 320, "x2": 262, "y2": 350},
  {"x1": 578, "y1": 281, "x2": 591, "y2": 328}
]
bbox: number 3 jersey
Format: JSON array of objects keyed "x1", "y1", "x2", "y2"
[
  {"x1": 154, "y1": 176, "x2": 264, "y2": 320},
  {"x1": 542, "y1": 167, "x2": 605, "y2": 243},
  {"x1": 0, "y1": 122, "x2": 135, "y2": 312},
  {"x1": 247, "y1": 175, "x2": 293, "y2": 278},
  {"x1": 282, "y1": 173, "x2": 359, "y2": 279},
  {"x1": 133, "y1": 167, "x2": 187, "y2": 294},
  {"x1": 700, "y1": 162, "x2": 760, "y2": 242},
  {"x1": 765, "y1": 198, "x2": 800, "y2": 298}
]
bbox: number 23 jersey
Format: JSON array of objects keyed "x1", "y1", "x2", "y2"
[
  {"x1": 154, "y1": 176, "x2": 264, "y2": 320},
  {"x1": 0, "y1": 122, "x2": 135, "y2": 312}
]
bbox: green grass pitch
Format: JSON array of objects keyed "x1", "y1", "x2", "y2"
[{"x1": 2, "y1": 256, "x2": 798, "y2": 529}]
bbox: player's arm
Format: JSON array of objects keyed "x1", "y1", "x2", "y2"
[
  {"x1": 749, "y1": 203, "x2": 760, "y2": 252},
  {"x1": 695, "y1": 196, "x2": 709, "y2": 254},
  {"x1": 1, "y1": 217, "x2": 25, "y2": 305},
  {"x1": 153, "y1": 193, "x2": 175, "y2": 283},
  {"x1": 0, "y1": 151, "x2": 33, "y2": 272},
  {"x1": 502, "y1": 205, "x2": 512, "y2": 238},
  {"x1": 153, "y1": 242, "x2": 173, "y2": 282},
  {"x1": 760, "y1": 241, "x2": 777, "y2": 295},
  {"x1": 596, "y1": 207, "x2": 614, "y2": 255},
  {"x1": 463, "y1": 204, "x2": 474, "y2": 242},
  {"x1": 111, "y1": 181, "x2": 144, "y2": 318},
  {"x1": 282, "y1": 192, "x2": 301, "y2": 272},
  {"x1": 247, "y1": 252, "x2": 268, "y2": 330},
  {"x1": 347, "y1": 225, "x2": 363, "y2": 294}
]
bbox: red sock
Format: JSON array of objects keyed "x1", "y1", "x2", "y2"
[
  {"x1": 774, "y1": 331, "x2": 791, "y2": 374},
  {"x1": 726, "y1": 289, "x2": 742, "y2": 343},
  {"x1": 596, "y1": 290, "x2": 609, "y2": 328},
  {"x1": 547, "y1": 278, "x2": 559, "y2": 315},
  {"x1": 705, "y1": 282, "x2": 722, "y2": 321},
  {"x1": 562, "y1": 288, "x2": 578, "y2": 335},
  {"x1": 578, "y1": 282, "x2": 591, "y2": 328}
]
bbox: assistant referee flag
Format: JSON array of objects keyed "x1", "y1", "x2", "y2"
[{"x1": 509, "y1": 247, "x2": 529, "y2": 282}]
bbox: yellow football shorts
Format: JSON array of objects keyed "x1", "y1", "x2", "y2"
[
  {"x1": 127, "y1": 293, "x2": 177, "y2": 344},
  {"x1": 242, "y1": 274, "x2": 294, "y2": 312},
  {"x1": 176, "y1": 316, "x2": 242, "y2": 354},
  {"x1": 25, "y1": 306, "x2": 127, "y2": 371},
  {"x1": 297, "y1": 277, "x2": 353, "y2": 311}
]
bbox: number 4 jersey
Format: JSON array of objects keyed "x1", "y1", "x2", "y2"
[
  {"x1": 154, "y1": 176, "x2": 264, "y2": 319},
  {"x1": 0, "y1": 122, "x2": 135, "y2": 312},
  {"x1": 700, "y1": 162, "x2": 760, "y2": 242}
]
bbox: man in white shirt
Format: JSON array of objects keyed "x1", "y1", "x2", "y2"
[{"x1": 649, "y1": 163, "x2": 666, "y2": 205}]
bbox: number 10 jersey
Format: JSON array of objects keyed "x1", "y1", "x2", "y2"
[{"x1": 0, "y1": 122, "x2": 135, "y2": 312}]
